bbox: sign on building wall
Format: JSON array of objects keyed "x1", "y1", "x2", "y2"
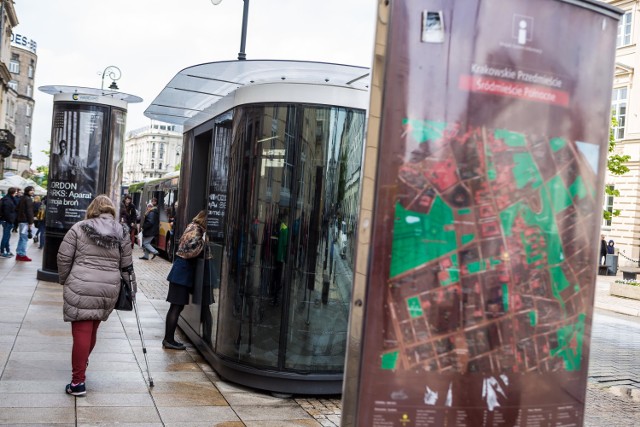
[{"x1": 11, "y1": 33, "x2": 37, "y2": 53}]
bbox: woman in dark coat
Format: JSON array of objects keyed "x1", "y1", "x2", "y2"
[
  {"x1": 119, "y1": 195, "x2": 138, "y2": 248},
  {"x1": 600, "y1": 235, "x2": 607, "y2": 265},
  {"x1": 163, "y1": 210, "x2": 206, "y2": 350}
]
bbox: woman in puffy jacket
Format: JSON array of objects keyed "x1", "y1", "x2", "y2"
[{"x1": 57, "y1": 195, "x2": 133, "y2": 397}]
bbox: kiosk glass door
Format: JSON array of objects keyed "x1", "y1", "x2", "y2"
[{"x1": 214, "y1": 104, "x2": 366, "y2": 372}]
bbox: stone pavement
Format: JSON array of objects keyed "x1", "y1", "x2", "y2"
[
  {"x1": 1, "y1": 239, "x2": 640, "y2": 425},
  {"x1": 0, "y1": 241, "x2": 338, "y2": 426}
]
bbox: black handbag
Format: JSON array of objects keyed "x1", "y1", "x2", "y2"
[
  {"x1": 115, "y1": 278, "x2": 133, "y2": 311},
  {"x1": 115, "y1": 242, "x2": 134, "y2": 311}
]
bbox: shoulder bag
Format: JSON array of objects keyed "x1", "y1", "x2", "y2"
[{"x1": 115, "y1": 242, "x2": 134, "y2": 311}]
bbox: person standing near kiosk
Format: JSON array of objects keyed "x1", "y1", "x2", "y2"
[
  {"x1": 140, "y1": 198, "x2": 160, "y2": 260},
  {"x1": 15, "y1": 186, "x2": 35, "y2": 262},
  {"x1": 163, "y1": 210, "x2": 206, "y2": 350}
]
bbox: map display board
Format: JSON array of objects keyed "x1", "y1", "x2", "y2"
[{"x1": 355, "y1": 0, "x2": 620, "y2": 425}]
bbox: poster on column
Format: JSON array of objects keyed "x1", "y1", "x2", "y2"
[
  {"x1": 47, "y1": 105, "x2": 105, "y2": 230},
  {"x1": 207, "y1": 118, "x2": 232, "y2": 241},
  {"x1": 355, "y1": 0, "x2": 620, "y2": 426},
  {"x1": 106, "y1": 108, "x2": 127, "y2": 206}
]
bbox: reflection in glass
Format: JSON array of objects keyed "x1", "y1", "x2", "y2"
[{"x1": 213, "y1": 104, "x2": 366, "y2": 372}]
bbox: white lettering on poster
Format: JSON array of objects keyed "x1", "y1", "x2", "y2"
[{"x1": 471, "y1": 63, "x2": 563, "y2": 89}]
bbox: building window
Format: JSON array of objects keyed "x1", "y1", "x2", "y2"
[
  {"x1": 617, "y1": 11, "x2": 633, "y2": 48},
  {"x1": 25, "y1": 125, "x2": 30, "y2": 138},
  {"x1": 159, "y1": 162, "x2": 163, "y2": 170},
  {"x1": 28, "y1": 65, "x2": 34, "y2": 78},
  {"x1": 26, "y1": 104, "x2": 31, "y2": 117},
  {"x1": 612, "y1": 87, "x2": 627, "y2": 140},
  {"x1": 8, "y1": 80, "x2": 17, "y2": 91},
  {"x1": 604, "y1": 185, "x2": 615, "y2": 227},
  {"x1": 151, "y1": 161, "x2": 155, "y2": 169},
  {"x1": 9, "y1": 59, "x2": 19, "y2": 74}
]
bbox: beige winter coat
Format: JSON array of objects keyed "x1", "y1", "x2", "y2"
[{"x1": 57, "y1": 213, "x2": 134, "y2": 322}]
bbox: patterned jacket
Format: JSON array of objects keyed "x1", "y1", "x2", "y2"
[{"x1": 176, "y1": 222, "x2": 205, "y2": 259}]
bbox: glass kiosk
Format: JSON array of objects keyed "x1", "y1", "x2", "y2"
[{"x1": 145, "y1": 60, "x2": 369, "y2": 394}]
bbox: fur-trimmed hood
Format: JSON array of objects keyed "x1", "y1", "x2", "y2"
[{"x1": 80, "y1": 213, "x2": 129, "y2": 249}]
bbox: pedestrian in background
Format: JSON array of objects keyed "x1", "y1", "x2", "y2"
[
  {"x1": 600, "y1": 234, "x2": 607, "y2": 265},
  {"x1": 607, "y1": 240, "x2": 615, "y2": 255},
  {"x1": 57, "y1": 195, "x2": 133, "y2": 397},
  {"x1": 35, "y1": 197, "x2": 46, "y2": 249},
  {"x1": 32, "y1": 196, "x2": 41, "y2": 244},
  {"x1": 15, "y1": 186, "x2": 35, "y2": 262},
  {"x1": 11, "y1": 188, "x2": 21, "y2": 233},
  {"x1": 0, "y1": 187, "x2": 18, "y2": 257},
  {"x1": 119, "y1": 194, "x2": 137, "y2": 248},
  {"x1": 139, "y1": 198, "x2": 159, "y2": 260},
  {"x1": 163, "y1": 210, "x2": 206, "y2": 350}
]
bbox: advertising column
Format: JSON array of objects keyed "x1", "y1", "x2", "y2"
[
  {"x1": 37, "y1": 87, "x2": 142, "y2": 282},
  {"x1": 350, "y1": 0, "x2": 620, "y2": 426}
]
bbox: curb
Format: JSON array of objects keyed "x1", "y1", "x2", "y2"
[{"x1": 594, "y1": 301, "x2": 640, "y2": 317}]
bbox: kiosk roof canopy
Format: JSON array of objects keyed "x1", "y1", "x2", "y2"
[
  {"x1": 144, "y1": 60, "x2": 370, "y2": 126},
  {"x1": 39, "y1": 85, "x2": 143, "y2": 103}
]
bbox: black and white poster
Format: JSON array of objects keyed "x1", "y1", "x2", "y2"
[
  {"x1": 47, "y1": 105, "x2": 105, "y2": 229},
  {"x1": 207, "y1": 119, "x2": 232, "y2": 240}
]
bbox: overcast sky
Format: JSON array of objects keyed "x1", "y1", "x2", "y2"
[{"x1": 15, "y1": 0, "x2": 377, "y2": 168}]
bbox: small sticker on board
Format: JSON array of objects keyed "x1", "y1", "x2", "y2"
[{"x1": 422, "y1": 10, "x2": 445, "y2": 43}]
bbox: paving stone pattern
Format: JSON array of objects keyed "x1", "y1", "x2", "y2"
[
  {"x1": 585, "y1": 384, "x2": 640, "y2": 426},
  {"x1": 588, "y1": 311, "x2": 640, "y2": 395},
  {"x1": 131, "y1": 246, "x2": 171, "y2": 300}
]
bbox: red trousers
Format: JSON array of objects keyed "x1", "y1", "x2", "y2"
[{"x1": 71, "y1": 320, "x2": 101, "y2": 384}]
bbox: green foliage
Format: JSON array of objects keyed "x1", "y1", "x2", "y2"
[
  {"x1": 605, "y1": 116, "x2": 630, "y2": 220},
  {"x1": 174, "y1": 163, "x2": 180, "y2": 171},
  {"x1": 33, "y1": 164, "x2": 48, "y2": 188}
]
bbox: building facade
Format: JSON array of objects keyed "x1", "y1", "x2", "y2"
[
  {"x1": 604, "y1": 1, "x2": 640, "y2": 266},
  {"x1": 3, "y1": 32, "x2": 37, "y2": 177},
  {"x1": 123, "y1": 122, "x2": 182, "y2": 183},
  {"x1": 0, "y1": 0, "x2": 19, "y2": 179}
]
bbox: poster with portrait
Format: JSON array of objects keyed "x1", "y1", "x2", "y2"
[
  {"x1": 106, "y1": 108, "x2": 127, "y2": 208},
  {"x1": 47, "y1": 105, "x2": 106, "y2": 229}
]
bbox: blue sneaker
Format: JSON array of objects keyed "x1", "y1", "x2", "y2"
[{"x1": 65, "y1": 382, "x2": 86, "y2": 397}]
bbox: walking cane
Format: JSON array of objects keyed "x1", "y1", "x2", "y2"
[{"x1": 128, "y1": 267, "x2": 154, "y2": 388}]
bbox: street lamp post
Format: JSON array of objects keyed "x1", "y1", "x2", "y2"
[
  {"x1": 211, "y1": 0, "x2": 250, "y2": 60},
  {"x1": 101, "y1": 65, "x2": 122, "y2": 90}
]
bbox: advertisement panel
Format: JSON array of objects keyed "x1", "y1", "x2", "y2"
[
  {"x1": 47, "y1": 105, "x2": 106, "y2": 229},
  {"x1": 355, "y1": 0, "x2": 620, "y2": 425},
  {"x1": 207, "y1": 117, "x2": 232, "y2": 241},
  {"x1": 106, "y1": 108, "x2": 127, "y2": 206}
]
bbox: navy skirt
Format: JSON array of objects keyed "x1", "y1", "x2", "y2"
[{"x1": 167, "y1": 281, "x2": 190, "y2": 305}]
